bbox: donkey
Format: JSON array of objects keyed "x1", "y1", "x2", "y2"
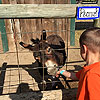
[{"x1": 19, "y1": 30, "x2": 66, "y2": 90}]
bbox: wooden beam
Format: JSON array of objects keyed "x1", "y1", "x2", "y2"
[{"x1": 0, "y1": 4, "x2": 98, "y2": 18}]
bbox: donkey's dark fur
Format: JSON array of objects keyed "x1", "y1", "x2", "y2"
[{"x1": 19, "y1": 30, "x2": 66, "y2": 90}]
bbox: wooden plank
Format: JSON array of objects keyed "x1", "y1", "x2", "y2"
[
  {"x1": 0, "y1": 0, "x2": 9, "y2": 53},
  {"x1": 0, "y1": 4, "x2": 98, "y2": 18},
  {"x1": 70, "y1": 0, "x2": 76, "y2": 46},
  {"x1": 0, "y1": 89, "x2": 77, "y2": 100},
  {"x1": 42, "y1": 0, "x2": 58, "y2": 37},
  {"x1": 9, "y1": 0, "x2": 21, "y2": 51},
  {"x1": 66, "y1": 0, "x2": 70, "y2": 47}
]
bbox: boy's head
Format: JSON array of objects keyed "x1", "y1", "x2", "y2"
[{"x1": 79, "y1": 27, "x2": 100, "y2": 61}]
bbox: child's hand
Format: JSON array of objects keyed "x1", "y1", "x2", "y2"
[
  {"x1": 56, "y1": 70, "x2": 65, "y2": 77},
  {"x1": 56, "y1": 70, "x2": 78, "y2": 80}
]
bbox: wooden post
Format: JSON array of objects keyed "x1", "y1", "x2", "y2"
[
  {"x1": 0, "y1": 63, "x2": 7, "y2": 94},
  {"x1": 94, "y1": 1, "x2": 100, "y2": 27},
  {"x1": 70, "y1": 0, "x2": 76, "y2": 46},
  {"x1": 0, "y1": 0, "x2": 9, "y2": 53}
]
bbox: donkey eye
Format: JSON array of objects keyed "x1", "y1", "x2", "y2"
[
  {"x1": 47, "y1": 47, "x2": 51, "y2": 53},
  {"x1": 48, "y1": 48, "x2": 51, "y2": 52}
]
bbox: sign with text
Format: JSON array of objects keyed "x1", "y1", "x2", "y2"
[{"x1": 77, "y1": 7, "x2": 100, "y2": 20}]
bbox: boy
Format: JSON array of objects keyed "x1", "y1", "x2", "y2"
[{"x1": 56, "y1": 27, "x2": 100, "y2": 100}]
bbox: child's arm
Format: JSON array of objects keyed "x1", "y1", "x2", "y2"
[{"x1": 56, "y1": 70, "x2": 79, "y2": 80}]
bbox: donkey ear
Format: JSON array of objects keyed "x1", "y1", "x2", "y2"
[
  {"x1": 41, "y1": 30, "x2": 46, "y2": 40},
  {"x1": 19, "y1": 41, "x2": 34, "y2": 51},
  {"x1": 31, "y1": 38, "x2": 40, "y2": 44}
]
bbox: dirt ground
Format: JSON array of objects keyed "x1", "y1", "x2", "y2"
[{"x1": 0, "y1": 30, "x2": 85, "y2": 100}]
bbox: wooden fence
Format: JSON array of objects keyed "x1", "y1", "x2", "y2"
[
  {"x1": 0, "y1": 1, "x2": 100, "y2": 98},
  {"x1": 0, "y1": 0, "x2": 99, "y2": 53},
  {"x1": 0, "y1": 0, "x2": 71, "y2": 53}
]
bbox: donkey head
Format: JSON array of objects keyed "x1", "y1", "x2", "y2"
[{"x1": 19, "y1": 30, "x2": 60, "y2": 76}]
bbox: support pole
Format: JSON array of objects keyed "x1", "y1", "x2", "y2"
[
  {"x1": 94, "y1": 1, "x2": 100, "y2": 27},
  {"x1": 0, "y1": 0, "x2": 9, "y2": 53},
  {"x1": 70, "y1": 0, "x2": 76, "y2": 46}
]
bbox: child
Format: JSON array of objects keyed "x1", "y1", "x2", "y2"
[{"x1": 56, "y1": 27, "x2": 100, "y2": 100}]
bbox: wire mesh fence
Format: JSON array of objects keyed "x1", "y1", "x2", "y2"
[
  {"x1": 0, "y1": 20, "x2": 87, "y2": 95},
  {"x1": 0, "y1": 0, "x2": 98, "y2": 99},
  {"x1": 0, "y1": 27, "x2": 69, "y2": 95}
]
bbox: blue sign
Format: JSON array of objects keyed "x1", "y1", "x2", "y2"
[{"x1": 77, "y1": 6, "x2": 100, "y2": 20}]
